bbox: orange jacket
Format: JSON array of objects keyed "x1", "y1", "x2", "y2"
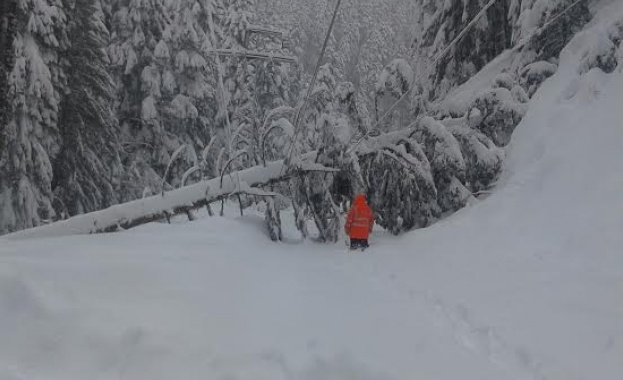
[{"x1": 345, "y1": 194, "x2": 374, "y2": 240}]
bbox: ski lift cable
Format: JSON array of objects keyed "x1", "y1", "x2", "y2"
[
  {"x1": 282, "y1": 0, "x2": 343, "y2": 173},
  {"x1": 348, "y1": 0, "x2": 587, "y2": 154},
  {"x1": 347, "y1": 0, "x2": 500, "y2": 154}
]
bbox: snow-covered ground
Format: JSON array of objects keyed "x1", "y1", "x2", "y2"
[{"x1": 2, "y1": 6, "x2": 623, "y2": 380}]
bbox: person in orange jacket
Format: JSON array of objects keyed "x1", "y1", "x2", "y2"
[{"x1": 344, "y1": 193, "x2": 374, "y2": 250}]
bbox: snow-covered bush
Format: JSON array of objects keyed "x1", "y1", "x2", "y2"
[
  {"x1": 494, "y1": 73, "x2": 530, "y2": 103},
  {"x1": 511, "y1": 85, "x2": 530, "y2": 103},
  {"x1": 447, "y1": 122, "x2": 504, "y2": 193},
  {"x1": 375, "y1": 59, "x2": 413, "y2": 99},
  {"x1": 470, "y1": 88, "x2": 526, "y2": 146},
  {"x1": 578, "y1": 28, "x2": 619, "y2": 75},
  {"x1": 521, "y1": 61, "x2": 558, "y2": 97},
  {"x1": 493, "y1": 73, "x2": 515, "y2": 91}
]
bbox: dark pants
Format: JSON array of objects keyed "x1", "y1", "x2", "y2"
[{"x1": 350, "y1": 238, "x2": 369, "y2": 250}]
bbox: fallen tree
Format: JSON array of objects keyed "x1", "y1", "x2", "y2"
[{"x1": 5, "y1": 153, "x2": 336, "y2": 241}]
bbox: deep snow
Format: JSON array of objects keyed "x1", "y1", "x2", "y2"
[{"x1": 1, "y1": 4, "x2": 623, "y2": 380}]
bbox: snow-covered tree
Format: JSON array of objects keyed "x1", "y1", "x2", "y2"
[
  {"x1": 301, "y1": 63, "x2": 337, "y2": 150},
  {"x1": 520, "y1": 60, "x2": 558, "y2": 96},
  {"x1": 154, "y1": 0, "x2": 223, "y2": 186},
  {"x1": 214, "y1": 0, "x2": 302, "y2": 175},
  {"x1": 446, "y1": 112, "x2": 504, "y2": 193},
  {"x1": 223, "y1": 58, "x2": 257, "y2": 167},
  {"x1": 0, "y1": 0, "x2": 68, "y2": 233},
  {"x1": 353, "y1": 1, "x2": 417, "y2": 93},
  {"x1": 255, "y1": 0, "x2": 415, "y2": 95},
  {"x1": 374, "y1": 58, "x2": 414, "y2": 132},
  {"x1": 221, "y1": 0, "x2": 253, "y2": 48},
  {"x1": 292, "y1": 113, "x2": 352, "y2": 243},
  {"x1": 287, "y1": 65, "x2": 371, "y2": 242},
  {"x1": 335, "y1": 81, "x2": 370, "y2": 138},
  {"x1": 416, "y1": 0, "x2": 513, "y2": 100},
  {"x1": 357, "y1": 127, "x2": 438, "y2": 234},
  {"x1": 0, "y1": 0, "x2": 18, "y2": 159},
  {"x1": 510, "y1": 0, "x2": 590, "y2": 62},
  {"x1": 413, "y1": 117, "x2": 469, "y2": 211},
  {"x1": 52, "y1": 0, "x2": 122, "y2": 217},
  {"x1": 469, "y1": 86, "x2": 527, "y2": 146},
  {"x1": 108, "y1": 0, "x2": 171, "y2": 197},
  {"x1": 0, "y1": 0, "x2": 600, "y2": 239}
]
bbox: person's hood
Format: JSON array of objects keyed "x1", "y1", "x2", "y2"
[{"x1": 354, "y1": 194, "x2": 367, "y2": 205}]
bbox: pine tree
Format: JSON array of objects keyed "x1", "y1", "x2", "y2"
[
  {"x1": 221, "y1": 0, "x2": 300, "y2": 170},
  {"x1": 156, "y1": 0, "x2": 223, "y2": 186},
  {"x1": 413, "y1": 117, "x2": 468, "y2": 212},
  {"x1": 446, "y1": 113, "x2": 504, "y2": 194},
  {"x1": 108, "y1": 0, "x2": 171, "y2": 197},
  {"x1": 326, "y1": 0, "x2": 413, "y2": 91},
  {"x1": 416, "y1": 0, "x2": 513, "y2": 100},
  {"x1": 469, "y1": 85, "x2": 526, "y2": 146},
  {"x1": 293, "y1": 113, "x2": 350, "y2": 243},
  {"x1": 510, "y1": 0, "x2": 590, "y2": 62},
  {"x1": 298, "y1": 63, "x2": 336, "y2": 151},
  {"x1": 374, "y1": 58, "x2": 414, "y2": 132},
  {"x1": 335, "y1": 81, "x2": 370, "y2": 138},
  {"x1": 290, "y1": 66, "x2": 375, "y2": 242},
  {"x1": 357, "y1": 126, "x2": 438, "y2": 234},
  {"x1": 0, "y1": 0, "x2": 68, "y2": 233},
  {"x1": 1, "y1": 0, "x2": 18, "y2": 158},
  {"x1": 52, "y1": 0, "x2": 121, "y2": 217},
  {"x1": 221, "y1": 0, "x2": 253, "y2": 48}
]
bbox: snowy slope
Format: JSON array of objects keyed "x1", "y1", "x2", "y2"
[{"x1": 1, "y1": 5, "x2": 623, "y2": 380}]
